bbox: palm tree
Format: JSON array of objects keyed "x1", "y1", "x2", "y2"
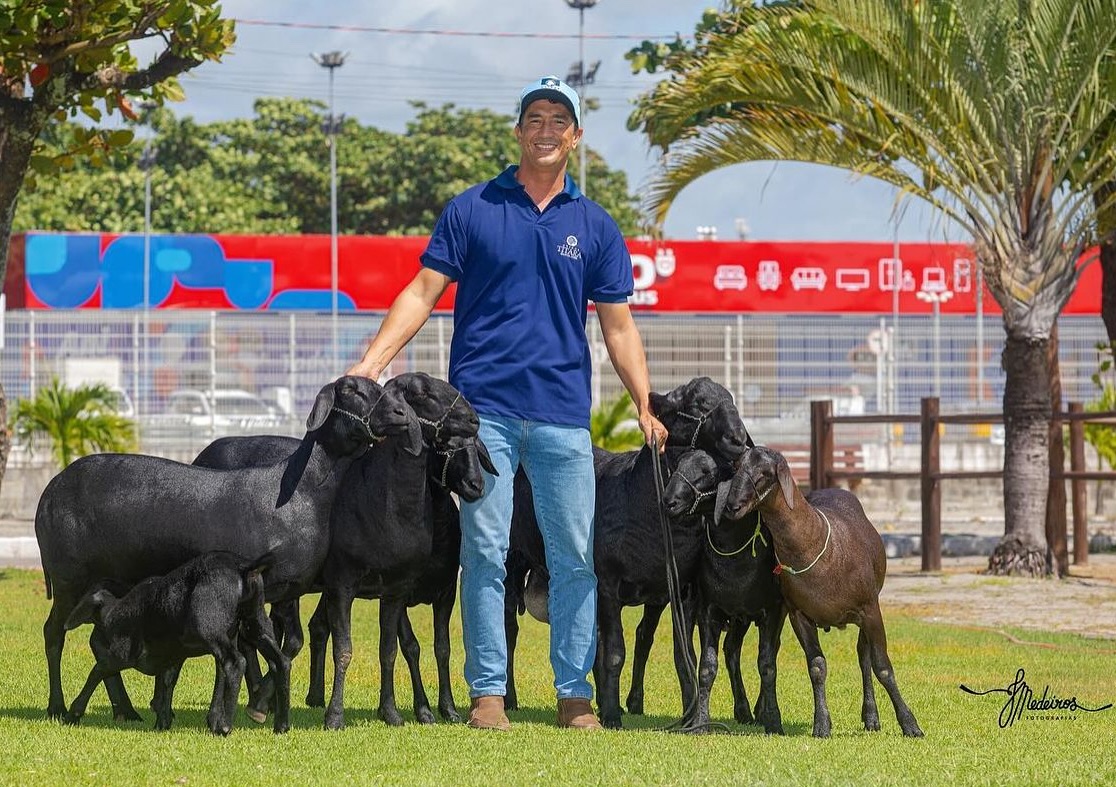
[
  {"x1": 591, "y1": 392, "x2": 645, "y2": 452},
  {"x1": 628, "y1": 0, "x2": 1116, "y2": 575},
  {"x1": 10, "y1": 378, "x2": 136, "y2": 469}
]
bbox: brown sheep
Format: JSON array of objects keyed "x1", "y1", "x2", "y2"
[{"x1": 715, "y1": 445, "x2": 924, "y2": 738}]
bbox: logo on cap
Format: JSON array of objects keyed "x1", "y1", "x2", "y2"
[{"x1": 543, "y1": 78, "x2": 560, "y2": 89}]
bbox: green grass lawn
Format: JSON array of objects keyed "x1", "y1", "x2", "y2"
[{"x1": 1, "y1": 567, "x2": 1113, "y2": 786}]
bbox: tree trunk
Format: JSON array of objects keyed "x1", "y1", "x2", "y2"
[
  {"x1": 989, "y1": 332, "x2": 1050, "y2": 576},
  {"x1": 1044, "y1": 323, "x2": 1068, "y2": 577},
  {"x1": 0, "y1": 87, "x2": 44, "y2": 499},
  {"x1": 1098, "y1": 181, "x2": 1116, "y2": 347}
]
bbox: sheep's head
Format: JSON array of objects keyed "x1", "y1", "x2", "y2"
[
  {"x1": 387, "y1": 373, "x2": 480, "y2": 445},
  {"x1": 430, "y1": 434, "x2": 497, "y2": 503},
  {"x1": 714, "y1": 446, "x2": 797, "y2": 524},
  {"x1": 650, "y1": 376, "x2": 752, "y2": 463},
  {"x1": 308, "y1": 376, "x2": 421, "y2": 456},
  {"x1": 661, "y1": 449, "x2": 725, "y2": 520}
]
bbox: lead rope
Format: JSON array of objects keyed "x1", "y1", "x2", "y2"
[
  {"x1": 773, "y1": 509, "x2": 832, "y2": 576},
  {"x1": 649, "y1": 438, "x2": 728, "y2": 734}
]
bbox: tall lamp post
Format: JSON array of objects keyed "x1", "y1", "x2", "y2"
[
  {"x1": 916, "y1": 288, "x2": 954, "y2": 397},
  {"x1": 137, "y1": 112, "x2": 158, "y2": 423},
  {"x1": 311, "y1": 50, "x2": 348, "y2": 369},
  {"x1": 564, "y1": 0, "x2": 598, "y2": 195}
]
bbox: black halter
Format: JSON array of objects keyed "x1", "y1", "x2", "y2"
[
  {"x1": 673, "y1": 470, "x2": 716, "y2": 516},
  {"x1": 432, "y1": 442, "x2": 468, "y2": 488},
  {"x1": 417, "y1": 392, "x2": 463, "y2": 443},
  {"x1": 676, "y1": 397, "x2": 733, "y2": 448},
  {"x1": 330, "y1": 390, "x2": 388, "y2": 443}
]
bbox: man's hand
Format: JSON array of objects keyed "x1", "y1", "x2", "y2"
[{"x1": 639, "y1": 411, "x2": 669, "y2": 453}]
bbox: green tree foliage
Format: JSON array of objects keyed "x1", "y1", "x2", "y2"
[
  {"x1": 626, "y1": 0, "x2": 1116, "y2": 575},
  {"x1": 10, "y1": 378, "x2": 137, "y2": 469},
  {"x1": 0, "y1": 1, "x2": 235, "y2": 492},
  {"x1": 15, "y1": 99, "x2": 645, "y2": 236},
  {"x1": 591, "y1": 391, "x2": 644, "y2": 452}
]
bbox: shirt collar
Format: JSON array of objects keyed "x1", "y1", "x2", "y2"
[{"x1": 495, "y1": 165, "x2": 582, "y2": 200}]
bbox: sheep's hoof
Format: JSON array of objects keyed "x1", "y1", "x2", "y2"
[
  {"x1": 377, "y1": 705, "x2": 404, "y2": 727},
  {"x1": 440, "y1": 705, "x2": 461, "y2": 723},
  {"x1": 415, "y1": 706, "x2": 436, "y2": 725},
  {"x1": 902, "y1": 722, "x2": 925, "y2": 738},
  {"x1": 273, "y1": 721, "x2": 291, "y2": 735},
  {"x1": 305, "y1": 690, "x2": 325, "y2": 708},
  {"x1": 113, "y1": 708, "x2": 143, "y2": 722},
  {"x1": 245, "y1": 707, "x2": 268, "y2": 724},
  {"x1": 601, "y1": 714, "x2": 623, "y2": 730},
  {"x1": 61, "y1": 712, "x2": 81, "y2": 727},
  {"x1": 323, "y1": 712, "x2": 345, "y2": 731},
  {"x1": 625, "y1": 697, "x2": 645, "y2": 715}
]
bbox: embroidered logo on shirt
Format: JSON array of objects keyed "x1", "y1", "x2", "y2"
[{"x1": 558, "y1": 235, "x2": 582, "y2": 260}]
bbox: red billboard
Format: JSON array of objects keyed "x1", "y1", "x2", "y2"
[{"x1": 6, "y1": 232, "x2": 1101, "y2": 314}]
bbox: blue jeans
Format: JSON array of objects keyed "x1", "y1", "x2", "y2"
[{"x1": 459, "y1": 414, "x2": 597, "y2": 701}]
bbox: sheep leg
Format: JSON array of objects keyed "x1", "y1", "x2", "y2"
[
  {"x1": 63, "y1": 663, "x2": 112, "y2": 726},
  {"x1": 671, "y1": 589, "x2": 699, "y2": 725},
  {"x1": 375, "y1": 597, "x2": 406, "y2": 726},
  {"x1": 503, "y1": 594, "x2": 522, "y2": 712},
  {"x1": 240, "y1": 635, "x2": 270, "y2": 722},
  {"x1": 690, "y1": 605, "x2": 723, "y2": 732},
  {"x1": 788, "y1": 609, "x2": 831, "y2": 738},
  {"x1": 596, "y1": 592, "x2": 626, "y2": 729},
  {"x1": 722, "y1": 617, "x2": 753, "y2": 725},
  {"x1": 323, "y1": 587, "x2": 357, "y2": 730},
  {"x1": 398, "y1": 609, "x2": 436, "y2": 724},
  {"x1": 305, "y1": 594, "x2": 330, "y2": 708},
  {"x1": 857, "y1": 627, "x2": 881, "y2": 731},
  {"x1": 152, "y1": 664, "x2": 181, "y2": 730},
  {"x1": 431, "y1": 586, "x2": 461, "y2": 722},
  {"x1": 102, "y1": 672, "x2": 143, "y2": 722},
  {"x1": 625, "y1": 601, "x2": 666, "y2": 715},
  {"x1": 752, "y1": 605, "x2": 786, "y2": 734},
  {"x1": 242, "y1": 605, "x2": 292, "y2": 734},
  {"x1": 44, "y1": 599, "x2": 72, "y2": 720},
  {"x1": 207, "y1": 641, "x2": 245, "y2": 736},
  {"x1": 862, "y1": 601, "x2": 924, "y2": 737}
]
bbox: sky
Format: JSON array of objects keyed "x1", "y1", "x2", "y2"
[{"x1": 157, "y1": 0, "x2": 960, "y2": 243}]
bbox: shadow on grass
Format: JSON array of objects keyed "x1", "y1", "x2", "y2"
[{"x1": 505, "y1": 704, "x2": 810, "y2": 736}]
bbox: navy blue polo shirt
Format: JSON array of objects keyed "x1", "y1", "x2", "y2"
[{"x1": 421, "y1": 165, "x2": 634, "y2": 429}]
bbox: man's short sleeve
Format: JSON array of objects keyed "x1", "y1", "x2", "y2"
[
  {"x1": 420, "y1": 200, "x2": 466, "y2": 281},
  {"x1": 586, "y1": 215, "x2": 633, "y2": 303}
]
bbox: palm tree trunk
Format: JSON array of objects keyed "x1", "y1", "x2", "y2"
[
  {"x1": 989, "y1": 332, "x2": 1050, "y2": 576},
  {"x1": 1044, "y1": 323, "x2": 1068, "y2": 577}
]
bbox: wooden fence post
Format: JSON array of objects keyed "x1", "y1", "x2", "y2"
[
  {"x1": 810, "y1": 399, "x2": 834, "y2": 491},
  {"x1": 1069, "y1": 401, "x2": 1089, "y2": 565},
  {"x1": 921, "y1": 397, "x2": 941, "y2": 572}
]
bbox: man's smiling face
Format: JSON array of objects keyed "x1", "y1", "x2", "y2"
[{"x1": 515, "y1": 99, "x2": 582, "y2": 173}]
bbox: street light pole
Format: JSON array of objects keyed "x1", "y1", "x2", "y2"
[
  {"x1": 916, "y1": 289, "x2": 954, "y2": 397},
  {"x1": 311, "y1": 50, "x2": 348, "y2": 369},
  {"x1": 138, "y1": 132, "x2": 158, "y2": 422},
  {"x1": 565, "y1": 0, "x2": 598, "y2": 195}
]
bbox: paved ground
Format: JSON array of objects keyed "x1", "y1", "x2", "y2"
[{"x1": 882, "y1": 553, "x2": 1116, "y2": 640}]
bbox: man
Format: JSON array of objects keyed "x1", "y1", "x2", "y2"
[{"x1": 346, "y1": 75, "x2": 666, "y2": 731}]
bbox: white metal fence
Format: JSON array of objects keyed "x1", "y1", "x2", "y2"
[{"x1": 1, "y1": 309, "x2": 1109, "y2": 458}]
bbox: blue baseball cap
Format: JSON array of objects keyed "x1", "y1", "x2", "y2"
[{"x1": 517, "y1": 75, "x2": 581, "y2": 127}]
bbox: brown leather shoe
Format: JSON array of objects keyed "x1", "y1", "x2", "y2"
[
  {"x1": 557, "y1": 698, "x2": 602, "y2": 730},
  {"x1": 467, "y1": 696, "x2": 511, "y2": 731}
]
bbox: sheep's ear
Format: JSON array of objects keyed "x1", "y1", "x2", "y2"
[
  {"x1": 713, "y1": 480, "x2": 731, "y2": 524},
  {"x1": 65, "y1": 589, "x2": 112, "y2": 630},
  {"x1": 649, "y1": 391, "x2": 674, "y2": 417},
  {"x1": 307, "y1": 381, "x2": 337, "y2": 431},
  {"x1": 404, "y1": 415, "x2": 423, "y2": 456},
  {"x1": 476, "y1": 438, "x2": 499, "y2": 476},
  {"x1": 777, "y1": 456, "x2": 796, "y2": 510}
]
